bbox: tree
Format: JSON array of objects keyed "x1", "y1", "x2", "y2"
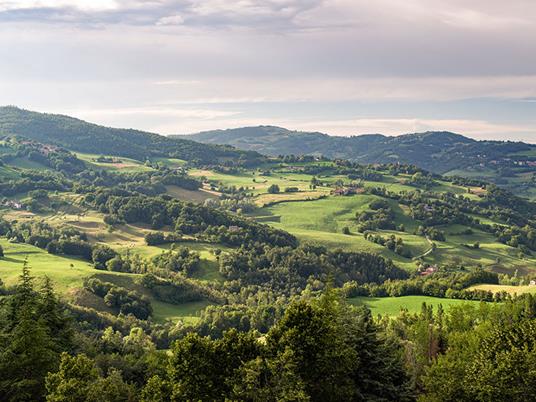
[
  {"x1": 46, "y1": 353, "x2": 135, "y2": 402},
  {"x1": 0, "y1": 244, "x2": 3, "y2": 257},
  {"x1": 92, "y1": 245, "x2": 117, "y2": 269},
  {"x1": 38, "y1": 276, "x2": 73, "y2": 353},
  {"x1": 267, "y1": 291, "x2": 411, "y2": 402},
  {"x1": 267, "y1": 184, "x2": 280, "y2": 194},
  {"x1": 232, "y1": 350, "x2": 309, "y2": 402},
  {"x1": 0, "y1": 264, "x2": 59, "y2": 401}
]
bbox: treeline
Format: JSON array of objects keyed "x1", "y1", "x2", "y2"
[
  {"x1": 84, "y1": 278, "x2": 152, "y2": 320},
  {"x1": 343, "y1": 267, "x2": 504, "y2": 301},
  {"x1": 0, "y1": 171, "x2": 69, "y2": 197},
  {"x1": 0, "y1": 220, "x2": 93, "y2": 260},
  {"x1": 74, "y1": 168, "x2": 201, "y2": 197}
]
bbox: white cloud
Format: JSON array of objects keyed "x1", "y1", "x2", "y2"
[
  {"x1": 156, "y1": 14, "x2": 184, "y2": 26},
  {"x1": 0, "y1": 0, "x2": 119, "y2": 12}
]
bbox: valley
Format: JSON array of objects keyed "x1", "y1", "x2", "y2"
[{"x1": 1, "y1": 107, "x2": 536, "y2": 400}]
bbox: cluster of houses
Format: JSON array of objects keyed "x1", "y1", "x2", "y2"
[
  {"x1": 19, "y1": 140, "x2": 58, "y2": 156},
  {"x1": 1, "y1": 200, "x2": 24, "y2": 210}
]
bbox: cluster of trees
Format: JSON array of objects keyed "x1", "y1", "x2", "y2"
[
  {"x1": 414, "y1": 225, "x2": 446, "y2": 241},
  {"x1": 84, "y1": 278, "x2": 152, "y2": 320},
  {"x1": 406, "y1": 172, "x2": 437, "y2": 189},
  {"x1": 0, "y1": 219, "x2": 95, "y2": 260},
  {"x1": 0, "y1": 171, "x2": 69, "y2": 197},
  {"x1": 75, "y1": 168, "x2": 201, "y2": 198},
  {"x1": 144, "y1": 231, "x2": 183, "y2": 246},
  {"x1": 83, "y1": 191, "x2": 297, "y2": 248},
  {"x1": 364, "y1": 232, "x2": 412, "y2": 258},
  {"x1": 219, "y1": 244, "x2": 408, "y2": 295},
  {"x1": 356, "y1": 199, "x2": 397, "y2": 232},
  {"x1": 343, "y1": 267, "x2": 501, "y2": 301},
  {"x1": 204, "y1": 195, "x2": 257, "y2": 214},
  {"x1": 0, "y1": 139, "x2": 86, "y2": 174},
  {"x1": 138, "y1": 273, "x2": 218, "y2": 305},
  {"x1": 150, "y1": 247, "x2": 200, "y2": 276}
]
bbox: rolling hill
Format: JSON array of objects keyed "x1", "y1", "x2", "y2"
[
  {"x1": 179, "y1": 126, "x2": 536, "y2": 198},
  {"x1": 179, "y1": 126, "x2": 536, "y2": 174},
  {"x1": 0, "y1": 106, "x2": 262, "y2": 165}
]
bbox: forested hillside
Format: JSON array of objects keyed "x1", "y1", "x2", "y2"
[
  {"x1": 183, "y1": 126, "x2": 534, "y2": 173},
  {"x1": 0, "y1": 107, "x2": 262, "y2": 165}
]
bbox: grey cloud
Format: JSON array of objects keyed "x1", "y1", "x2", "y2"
[{"x1": 0, "y1": 0, "x2": 323, "y2": 29}]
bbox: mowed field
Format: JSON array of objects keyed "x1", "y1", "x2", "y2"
[
  {"x1": 75, "y1": 152, "x2": 153, "y2": 172},
  {"x1": 349, "y1": 295, "x2": 484, "y2": 316},
  {"x1": 468, "y1": 284, "x2": 536, "y2": 296}
]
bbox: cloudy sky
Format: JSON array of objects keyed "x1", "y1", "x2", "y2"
[{"x1": 1, "y1": 0, "x2": 535, "y2": 141}]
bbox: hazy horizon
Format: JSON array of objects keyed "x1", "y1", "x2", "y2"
[{"x1": 1, "y1": 1, "x2": 535, "y2": 142}]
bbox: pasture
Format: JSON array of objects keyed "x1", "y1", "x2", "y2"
[{"x1": 348, "y1": 295, "x2": 484, "y2": 316}]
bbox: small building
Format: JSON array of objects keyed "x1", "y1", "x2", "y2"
[{"x1": 420, "y1": 266, "x2": 438, "y2": 276}]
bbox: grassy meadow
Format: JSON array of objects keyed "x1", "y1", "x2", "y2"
[{"x1": 348, "y1": 295, "x2": 484, "y2": 316}]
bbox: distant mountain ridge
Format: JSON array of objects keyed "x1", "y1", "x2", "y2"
[
  {"x1": 0, "y1": 106, "x2": 262, "y2": 164},
  {"x1": 177, "y1": 126, "x2": 534, "y2": 174}
]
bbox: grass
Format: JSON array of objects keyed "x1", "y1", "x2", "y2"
[
  {"x1": 189, "y1": 168, "x2": 322, "y2": 197},
  {"x1": 0, "y1": 238, "x2": 96, "y2": 294},
  {"x1": 75, "y1": 152, "x2": 153, "y2": 172},
  {"x1": 0, "y1": 165, "x2": 20, "y2": 179},
  {"x1": 468, "y1": 284, "x2": 536, "y2": 296},
  {"x1": 0, "y1": 238, "x2": 215, "y2": 324},
  {"x1": 153, "y1": 157, "x2": 187, "y2": 168},
  {"x1": 348, "y1": 296, "x2": 484, "y2": 316},
  {"x1": 9, "y1": 157, "x2": 51, "y2": 170},
  {"x1": 254, "y1": 194, "x2": 430, "y2": 271},
  {"x1": 151, "y1": 299, "x2": 211, "y2": 324},
  {"x1": 165, "y1": 185, "x2": 218, "y2": 203}
]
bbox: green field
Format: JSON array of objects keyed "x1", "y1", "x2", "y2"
[
  {"x1": 75, "y1": 152, "x2": 153, "y2": 172},
  {"x1": 468, "y1": 284, "x2": 536, "y2": 296},
  {"x1": 0, "y1": 239, "x2": 214, "y2": 323},
  {"x1": 0, "y1": 238, "x2": 96, "y2": 293},
  {"x1": 348, "y1": 296, "x2": 484, "y2": 316},
  {"x1": 185, "y1": 164, "x2": 536, "y2": 274}
]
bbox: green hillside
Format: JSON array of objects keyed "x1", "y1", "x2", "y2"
[{"x1": 0, "y1": 106, "x2": 262, "y2": 165}]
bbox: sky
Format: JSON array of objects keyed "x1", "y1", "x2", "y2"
[{"x1": 0, "y1": 0, "x2": 536, "y2": 142}]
